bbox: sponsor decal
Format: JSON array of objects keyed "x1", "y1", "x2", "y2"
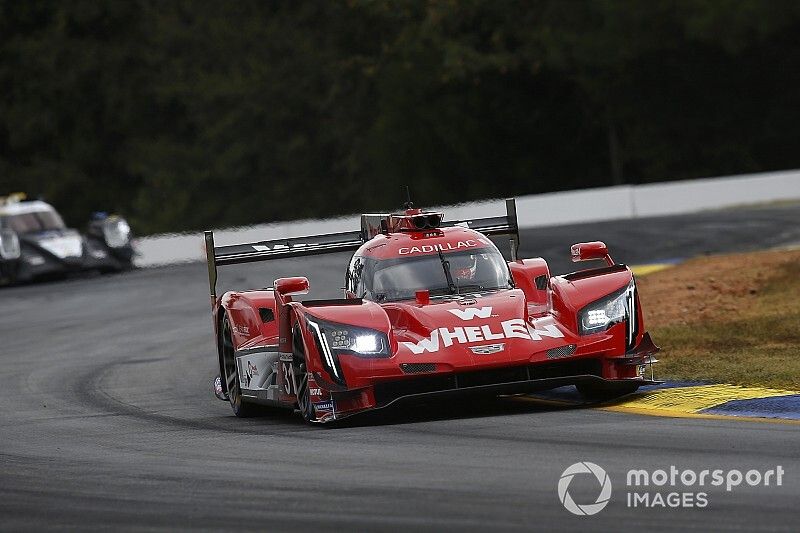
[
  {"x1": 402, "y1": 315, "x2": 564, "y2": 354},
  {"x1": 237, "y1": 352, "x2": 278, "y2": 390},
  {"x1": 243, "y1": 361, "x2": 259, "y2": 387},
  {"x1": 233, "y1": 324, "x2": 250, "y2": 336},
  {"x1": 447, "y1": 306, "x2": 493, "y2": 320},
  {"x1": 253, "y1": 242, "x2": 311, "y2": 252},
  {"x1": 307, "y1": 375, "x2": 322, "y2": 399},
  {"x1": 398, "y1": 239, "x2": 483, "y2": 255},
  {"x1": 314, "y1": 401, "x2": 335, "y2": 411},
  {"x1": 469, "y1": 343, "x2": 505, "y2": 355}
]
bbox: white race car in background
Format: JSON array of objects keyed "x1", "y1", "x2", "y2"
[{"x1": 0, "y1": 193, "x2": 135, "y2": 284}]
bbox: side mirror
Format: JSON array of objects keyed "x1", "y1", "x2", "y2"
[
  {"x1": 274, "y1": 276, "x2": 310, "y2": 297},
  {"x1": 570, "y1": 241, "x2": 613, "y2": 266}
]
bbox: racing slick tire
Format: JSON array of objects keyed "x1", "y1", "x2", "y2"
[
  {"x1": 291, "y1": 325, "x2": 316, "y2": 423},
  {"x1": 576, "y1": 381, "x2": 641, "y2": 403},
  {"x1": 221, "y1": 315, "x2": 259, "y2": 417}
]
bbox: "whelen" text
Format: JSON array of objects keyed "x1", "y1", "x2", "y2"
[{"x1": 402, "y1": 319, "x2": 563, "y2": 354}]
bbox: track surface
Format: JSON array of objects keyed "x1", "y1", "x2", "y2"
[
  {"x1": 2, "y1": 204, "x2": 799, "y2": 531},
  {"x1": 518, "y1": 202, "x2": 800, "y2": 274}
]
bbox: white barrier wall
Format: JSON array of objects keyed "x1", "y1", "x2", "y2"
[
  {"x1": 515, "y1": 186, "x2": 635, "y2": 227},
  {"x1": 632, "y1": 170, "x2": 800, "y2": 217},
  {"x1": 133, "y1": 170, "x2": 800, "y2": 267}
]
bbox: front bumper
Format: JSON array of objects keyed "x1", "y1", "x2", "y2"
[
  {"x1": 7, "y1": 255, "x2": 84, "y2": 282},
  {"x1": 315, "y1": 356, "x2": 659, "y2": 423},
  {"x1": 311, "y1": 332, "x2": 661, "y2": 423},
  {"x1": 372, "y1": 361, "x2": 658, "y2": 407},
  {"x1": 8, "y1": 243, "x2": 133, "y2": 283}
]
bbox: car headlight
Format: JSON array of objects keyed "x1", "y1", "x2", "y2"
[
  {"x1": 578, "y1": 280, "x2": 636, "y2": 335},
  {"x1": 0, "y1": 229, "x2": 21, "y2": 260},
  {"x1": 306, "y1": 317, "x2": 390, "y2": 358},
  {"x1": 102, "y1": 216, "x2": 131, "y2": 248}
]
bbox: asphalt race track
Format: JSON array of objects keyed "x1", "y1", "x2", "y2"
[
  {"x1": 1, "y1": 203, "x2": 799, "y2": 531},
  {"x1": 518, "y1": 202, "x2": 800, "y2": 274}
]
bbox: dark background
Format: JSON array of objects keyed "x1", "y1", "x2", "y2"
[{"x1": 1, "y1": 0, "x2": 798, "y2": 234}]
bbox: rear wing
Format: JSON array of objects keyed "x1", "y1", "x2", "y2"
[
  {"x1": 204, "y1": 198, "x2": 519, "y2": 303},
  {"x1": 203, "y1": 229, "x2": 363, "y2": 304}
]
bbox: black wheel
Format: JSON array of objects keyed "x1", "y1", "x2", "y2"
[
  {"x1": 221, "y1": 315, "x2": 258, "y2": 417},
  {"x1": 576, "y1": 381, "x2": 641, "y2": 403},
  {"x1": 292, "y1": 325, "x2": 316, "y2": 423}
]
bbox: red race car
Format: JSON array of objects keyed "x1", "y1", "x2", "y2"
[{"x1": 204, "y1": 199, "x2": 659, "y2": 423}]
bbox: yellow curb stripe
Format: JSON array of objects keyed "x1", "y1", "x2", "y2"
[
  {"x1": 609, "y1": 384, "x2": 798, "y2": 414},
  {"x1": 512, "y1": 384, "x2": 800, "y2": 425},
  {"x1": 630, "y1": 263, "x2": 673, "y2": 276}
]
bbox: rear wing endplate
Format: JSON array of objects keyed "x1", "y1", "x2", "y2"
[{"x1": 204, "y1": 198, "x2": 519, "y2": 303}]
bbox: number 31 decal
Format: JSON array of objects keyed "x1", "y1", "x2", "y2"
[{"x1": 282, "y1": 362, "x2": 293, "y2": 395}]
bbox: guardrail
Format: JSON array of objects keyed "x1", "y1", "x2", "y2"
[{"x1": 133, "y1": 169, "x2": 800, "y2": 267}]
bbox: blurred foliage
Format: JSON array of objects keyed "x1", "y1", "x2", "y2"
[{"x1": 1, "y1": 0, "x2": 799, "y2": 234}]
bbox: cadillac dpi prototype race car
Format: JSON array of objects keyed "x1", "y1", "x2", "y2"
[
  {"x1": 206, "y1": 199, "x2": 659, "y2": 423},
  {"x1": 0, "y1": 193, "x2": 134, "y2": 284}
]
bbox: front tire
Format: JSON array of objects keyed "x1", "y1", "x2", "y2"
[
  {"x1": 576, "y1": 381, "x2": 640, "y2": 402},
  {"x1": 292, "y1": 325, "x2": 316, "y2": 423},
  {"x1": 221, "y1": 315, "x2": 258, "y2": 417}
]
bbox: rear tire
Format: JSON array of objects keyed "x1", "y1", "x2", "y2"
[
  {"x1": 221, "y1": 315, "x2": 258, "y2": 417},
  {"x1": 576, "y1": 381, "x2": 640, "y2": 402}
]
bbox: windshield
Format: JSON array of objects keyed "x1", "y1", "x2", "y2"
[
  {"x1": 0, "y1": 210, "x2": 66, "y2": 234},
  {"x1": 351, "y1": 247, "x2": 513, "y2": 302}
]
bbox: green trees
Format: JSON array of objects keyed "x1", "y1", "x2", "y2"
[{"x1": 1, "y1": 1, "x2": 798, "y2": 234}]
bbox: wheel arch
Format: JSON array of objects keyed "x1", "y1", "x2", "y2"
[{"x1": 286, "y1": 305, "x2": 333, "y2": 380}]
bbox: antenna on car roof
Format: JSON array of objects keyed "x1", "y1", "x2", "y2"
[{"x1": 403, "y1": 185, "x2": 413, "y2": 209}]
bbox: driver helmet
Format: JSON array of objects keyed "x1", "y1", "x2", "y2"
[{"x1": 450, "y1": 253, "x2": 478, "y2": 280}]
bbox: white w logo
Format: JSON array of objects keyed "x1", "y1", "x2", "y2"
[{"x1": 447, "y1": 306, "x2": 493, "y2": 320}]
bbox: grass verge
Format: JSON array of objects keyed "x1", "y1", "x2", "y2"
[{"x1": 637, "y1": 249, "x2": 800, "y2": 390}]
